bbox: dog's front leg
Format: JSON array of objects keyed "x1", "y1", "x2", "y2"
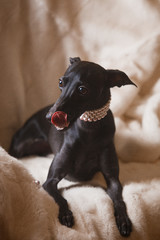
[
  {"x1": 43, "y1": 148, "x2": 74, "y2": 228},
  {"x1": 100, "y1": 142, "x2": 132, "y2": 237}
]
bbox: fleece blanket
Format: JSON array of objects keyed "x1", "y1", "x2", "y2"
[
  {"x1": 1, "y1": 148, "x2": 160, "y2": 240},
  {"x1": 0, "y1": 0, "x2": 160, "y2": 239}
]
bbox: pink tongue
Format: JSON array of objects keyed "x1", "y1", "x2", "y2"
[{"x1": 51, "y1": 111, "x2": 69, "y2": 129}]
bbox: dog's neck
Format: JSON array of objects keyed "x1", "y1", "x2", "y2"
[{"x1": 80, "y1": 97, "x2": 111, "y2": 122}]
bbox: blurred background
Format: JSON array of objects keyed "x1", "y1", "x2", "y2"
[{"x1": 0, "y1": 0, "x2": 160, "y2": 163}]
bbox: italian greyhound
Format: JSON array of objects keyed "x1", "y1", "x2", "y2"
[{"x1": 9, "y1": 57, "x2": 136, "y2": 237}]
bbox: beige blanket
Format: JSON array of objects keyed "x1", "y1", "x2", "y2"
[
  {"x1": 1, "y1": 148, "x2": 160, "y2": 240},
  {"x1": 0, "y1": 0, "x2": 160, "y2": 239}
]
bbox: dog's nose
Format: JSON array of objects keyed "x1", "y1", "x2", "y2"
[{"x1": 46, "y1": 112, "x2": 53, "y2": 122}]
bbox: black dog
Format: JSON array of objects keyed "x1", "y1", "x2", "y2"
[{"x1": 9, "y1": 57, "x2": 136, "y2": 237}]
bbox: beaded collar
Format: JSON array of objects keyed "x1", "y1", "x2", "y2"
[{"x1": 80, "y1": 97, "x2": 111, "y2": 122}]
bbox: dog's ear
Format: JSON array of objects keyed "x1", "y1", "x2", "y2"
[
  {"x1": 69, "y1": 57, "x2": 81, "y2": 65},
  {"x1": 105, "y1": 69, "x2": 137, "y2": 88}
]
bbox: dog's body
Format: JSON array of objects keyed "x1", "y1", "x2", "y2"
[{"x1": 9, "y1": 57, "x2": 136, "y2": 237}]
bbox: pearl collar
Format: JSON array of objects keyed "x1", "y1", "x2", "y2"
[{"x1": 80, "y1": 97, "x2": 111, "y2": 122}]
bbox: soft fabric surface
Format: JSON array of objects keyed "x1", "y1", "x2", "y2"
[
  {"x1": 0, "y1": 0, "x2": 160, "y2": 239},
  {"x1": 1, "y1": 147, "x2": 160, "y2": 240}
]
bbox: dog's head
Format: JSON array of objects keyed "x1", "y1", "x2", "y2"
[{"x1": 47, "y1": 57, "x2": 136, "y2": 130}]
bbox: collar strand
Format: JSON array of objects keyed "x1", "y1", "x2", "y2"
[{"x1": 80, "y1": 97, "x2": 111, "y2": 122}]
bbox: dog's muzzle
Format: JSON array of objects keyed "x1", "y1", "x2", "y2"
[{"x1": 46, "y1": 97, "x2": 111, "y2": 130}]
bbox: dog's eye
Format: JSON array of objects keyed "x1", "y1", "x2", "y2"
[
  {"x1": 78, "y1": 86, "x2": 88, "y2": 95},
  {"x1": 59, "y1": 79, "x2": 63, "y2": 88}
]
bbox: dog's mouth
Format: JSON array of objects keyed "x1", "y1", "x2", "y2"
[{"x1": 50, "y1": 111, "x2": 70, "y2": 130}]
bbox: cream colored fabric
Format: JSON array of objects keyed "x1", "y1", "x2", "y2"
[
  {"x1": 0, "y1": 0, "x2": 160, "y2": 239},
  {"x1": 0, "y1": 147, "x2": 160, "y2": 240}
]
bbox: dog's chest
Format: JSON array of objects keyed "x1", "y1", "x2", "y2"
[
  {"x1": 64, "y1": 121, "x2": 113, "y2": 181},
  {"x1": 67, "y1": 151, "x2": 100, "y2": 181},
  {"x1": 67, "y1": 133, "x2": 105, "y2": 181}
]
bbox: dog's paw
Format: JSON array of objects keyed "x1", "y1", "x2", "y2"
[
  {"x1": 58, "y1": 209, "x2": 74, "y2": 228},
  {"x1": 115, "y1": 213, "x2": 132, "y2": 237}
]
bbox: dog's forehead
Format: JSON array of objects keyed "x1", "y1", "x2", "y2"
[{"x1": 64, "y1": 61, "x2": 105, "y2": 83}]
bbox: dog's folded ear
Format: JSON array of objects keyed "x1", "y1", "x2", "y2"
[
  {"x1": 105, "y1": 69, "x2": 137, "y2": 88},
  {"x1": 69, "y1": 57, "x2": 81, "y2": 65}
]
